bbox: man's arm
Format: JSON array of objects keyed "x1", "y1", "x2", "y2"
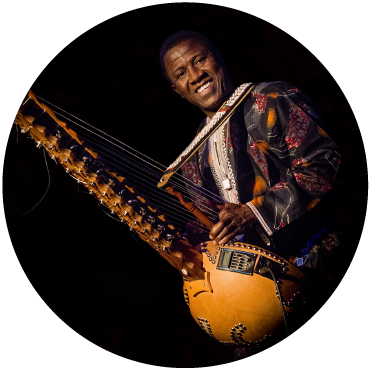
[{"x1": 209, "y1": 82, "x2": 341, "y2": 245}]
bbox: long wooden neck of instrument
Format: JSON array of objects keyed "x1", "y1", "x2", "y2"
[
  {"x1": 165, "y1": 186, "x2": 215, "y2": 230},
  {"x1": 15, "y1": 91, "x2": 206, "y2": 282}
]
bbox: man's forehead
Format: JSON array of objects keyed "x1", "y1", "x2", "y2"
[{"x1": 165, "y1": 39, "x2": 210, "y2": 64}]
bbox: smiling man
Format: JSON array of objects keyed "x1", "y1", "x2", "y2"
[
  {"x1": 161, "y1": 32, "x2": 263, "y2": 247},
  {"x1": 160, "y1": 31, "x2": 342, "y2": 357},
  {"x1": 163, "y1": 35, "x2": 234, "y2": 118},
  {"x1": 161, "y1": 30, "x2": 341, "y2": 251}
]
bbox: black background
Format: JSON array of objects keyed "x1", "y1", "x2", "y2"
[{"x1": 3, "y1": 3, "x2": 367, "y2": 367}]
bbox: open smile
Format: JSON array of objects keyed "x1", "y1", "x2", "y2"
[{"x1": 195, "y1": 80, "x2": 213, "y2": 94}]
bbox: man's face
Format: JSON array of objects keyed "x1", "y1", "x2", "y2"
[{"x1": 164, "y1": 39, "x2": 233, "y2": 117}]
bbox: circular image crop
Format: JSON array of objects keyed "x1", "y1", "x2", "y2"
[{"x1": 2, "y1": 2, "x2": 367, "y2": 368}]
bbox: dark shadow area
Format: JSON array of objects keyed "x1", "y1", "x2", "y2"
[{"x1": 3, "y1": 3, "x2": 367, "y2": 367}]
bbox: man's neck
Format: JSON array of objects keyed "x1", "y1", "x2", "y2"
[{"x1": 202, "y1": 85, "x2": 235, "y2": 119}]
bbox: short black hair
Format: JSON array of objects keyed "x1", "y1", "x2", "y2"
[{"x1": 159, "y1": 30, "x2": 225, "y2": 83}]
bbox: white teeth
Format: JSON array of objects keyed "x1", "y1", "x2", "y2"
[{"x1": 197, "y1": 81, "x2": 211, "y2": 93}]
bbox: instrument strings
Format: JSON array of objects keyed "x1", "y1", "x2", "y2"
[
  {"x1": 37, "y1": 96, "x2": 225, "y2": 236},
  {"x1": 65, "y1": 120, "x2": 220, "y2": 227}
]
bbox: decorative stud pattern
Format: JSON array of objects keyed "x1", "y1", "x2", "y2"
[
  {"x1": 183, "y1": 289, "x2": 189, "y2": 306},
  {"x1": 229, "y1": 323, "x2": 248, "y2": 345},
  {"x1": 197, "y1": 317, "x2": 215, "y2": 339},
  {"x1": 282, "y1": 290, "x2": 305, "y2": 307}
]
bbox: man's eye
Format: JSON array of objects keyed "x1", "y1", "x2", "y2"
[
  {"x1": 196, "y1": 57, "x2": 206, "y2": 64},
  {"x1": 177, "y1": 71, "x2": 186, "y2": 79}
]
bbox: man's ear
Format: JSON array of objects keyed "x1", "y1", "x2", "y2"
[{"x1": 171, "y1": 84, "x2": 182, "y2": 98}]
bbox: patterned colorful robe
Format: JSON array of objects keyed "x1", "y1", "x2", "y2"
[{"x1": 181, "y1": 81, "x2": 341, "y2": 257}]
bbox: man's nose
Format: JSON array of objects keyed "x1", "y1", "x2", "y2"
[{"x1": 188, "y1": 66, "x2": 205, "y2": 84}]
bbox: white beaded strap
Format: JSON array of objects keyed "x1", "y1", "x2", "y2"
[{"x1": 158, "y1": 83, "x2": 254, "y2": 187}]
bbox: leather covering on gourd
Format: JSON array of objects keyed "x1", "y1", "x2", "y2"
[{"x1": 184, "y1": 241, "x2": 309, "y2": 345}]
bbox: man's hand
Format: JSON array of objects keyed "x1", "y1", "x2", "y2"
[{"x1": 209, "y1": 203, "x2": 257, "y2": 245}]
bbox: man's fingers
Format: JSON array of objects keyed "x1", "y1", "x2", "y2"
[
  {"x1": 218, "y1": 228, "x2": 241, "y2": 245},
  {"x1": 212, "y1": 225, "x2": 232, "y2": 245},
  {"x1": 210, "y1": 203, "x2": 255, "y2": 245},
  {"x1": 209, "y1": 221, "x2": 225, "y2": 240},
  {"x1": 212, "y1": 223, "x2": 242, "y2": 245}
]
